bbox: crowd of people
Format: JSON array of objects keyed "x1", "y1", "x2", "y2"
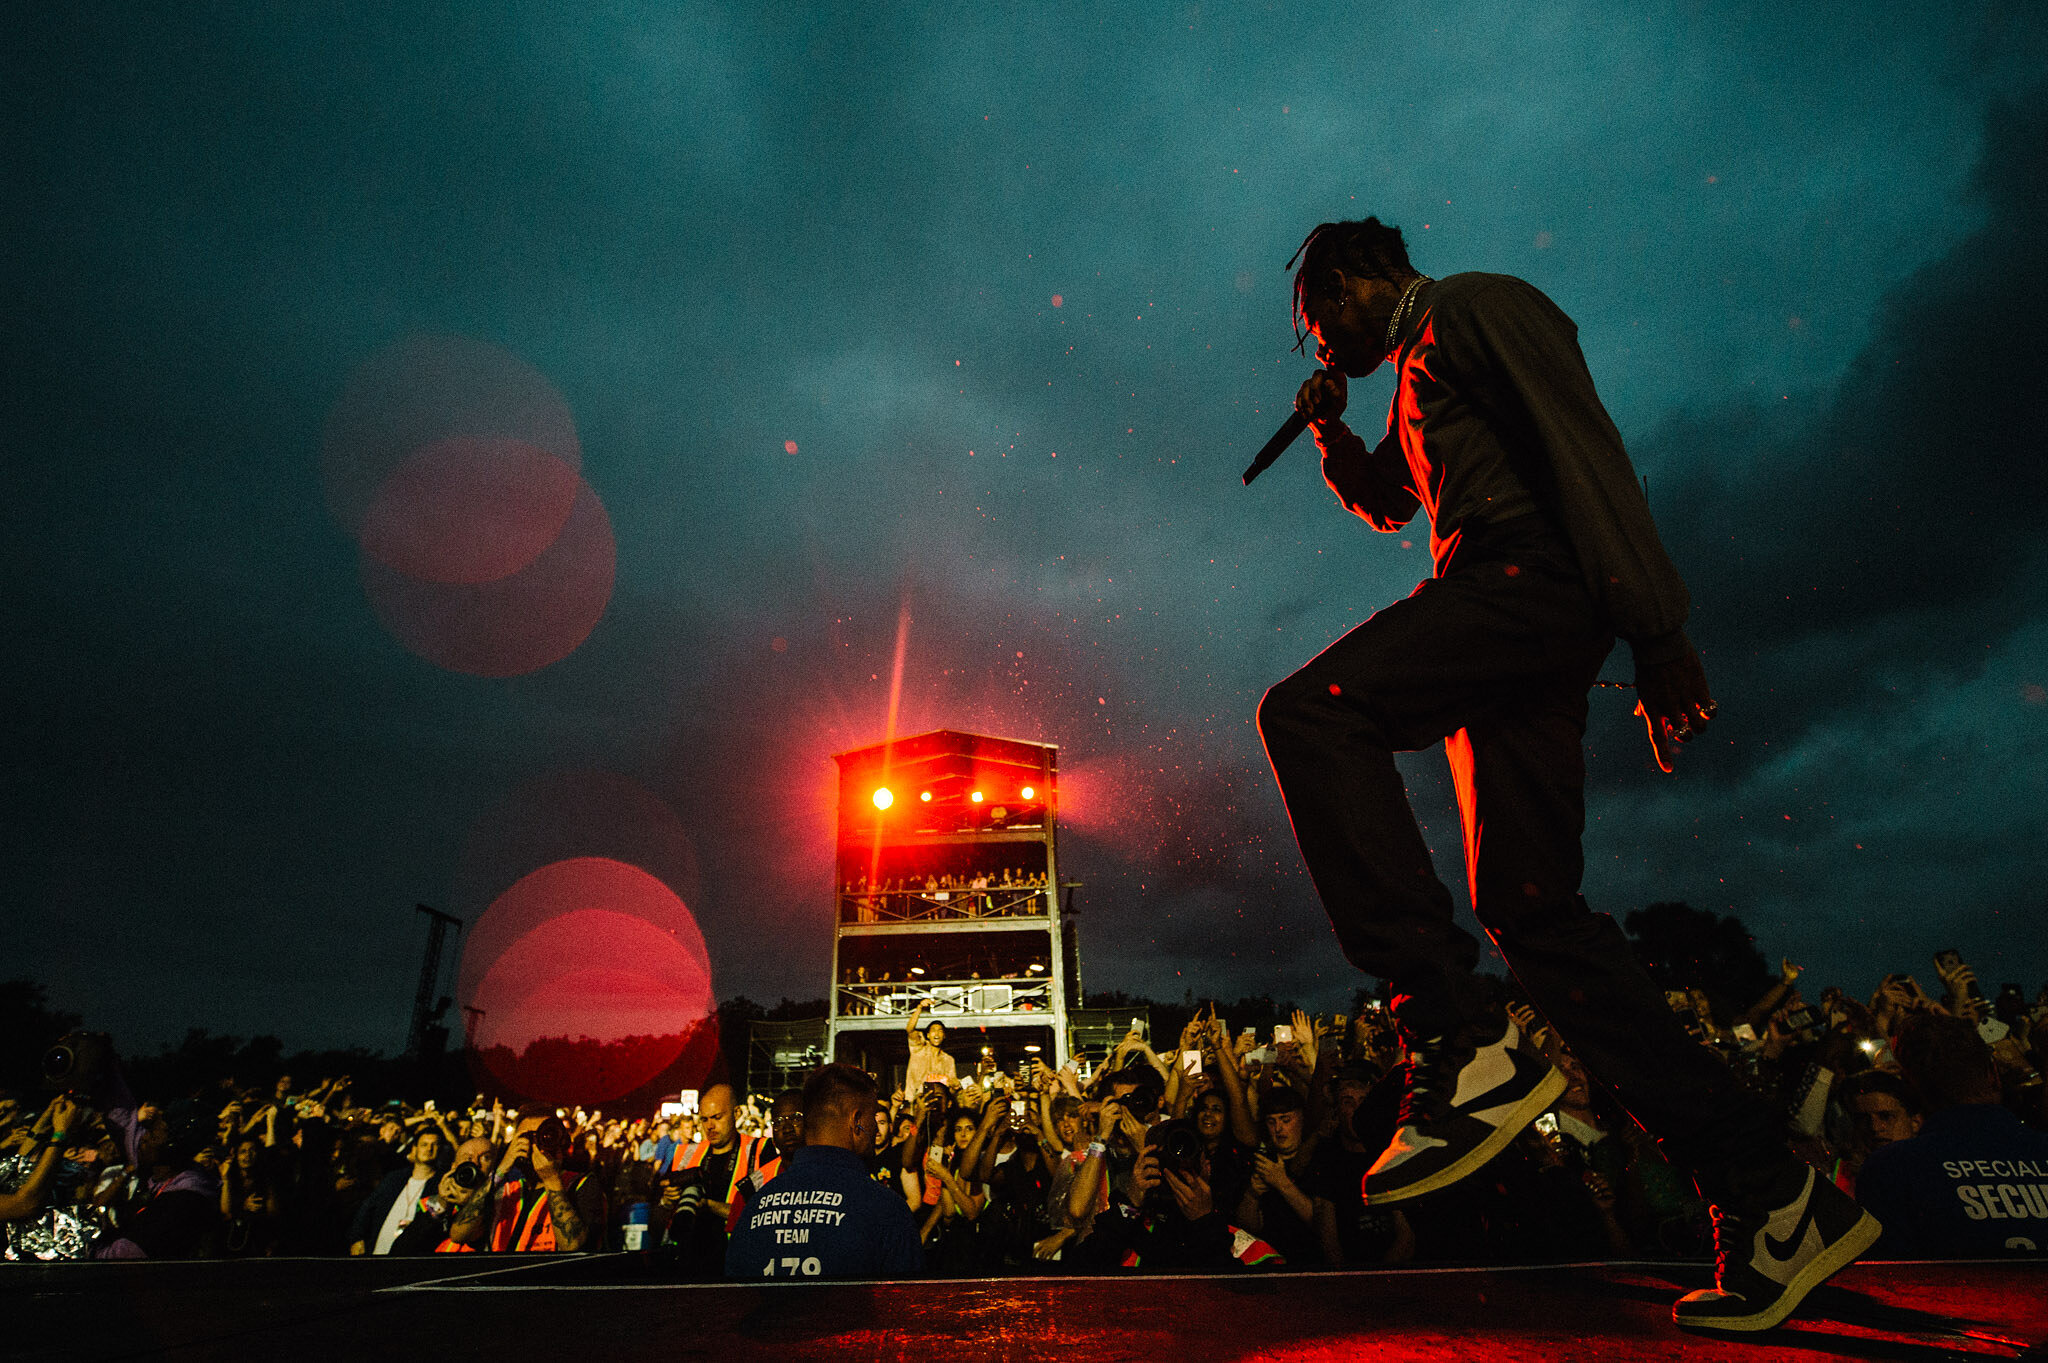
[
  {"x1": 840, "y1": 868, "x2": 1050, "y2": 923},
  {"x1": 5, "y1": 948, "x2": 2043, "y2": 1275}
]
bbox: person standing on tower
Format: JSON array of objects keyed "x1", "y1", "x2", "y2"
[{"x1": 905, "y1": 1000, "x2": 959, "y2": 1093}]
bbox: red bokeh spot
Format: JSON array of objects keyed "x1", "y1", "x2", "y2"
[
  {"x1": 784, "y1": 439, "x2": 800, "y2": 454},
  {"x1": 470, "y1": 915, "x2": 709, "y2": 1102},
  {"x1": 458, "y1": 858, "x2": 717, "y2": 1108},
  {"x1": 1050, "y1": 294, "x2": 1064, "y2": 307},
  {"x1": 320, "y1": 335, "x2": 581, "y2": 538},
  {"x1": 358, "y1": 437, "x2": 581, "y2": 585},
  {"x1": 359, "y1": 475, "x2": 615, "y2": 677}
]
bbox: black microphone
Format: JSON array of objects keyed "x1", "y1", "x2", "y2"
[{"x1": 1241, "y1": 410, "x2": 1309, "y2": 486}]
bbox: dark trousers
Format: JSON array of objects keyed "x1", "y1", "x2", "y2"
[{"x1": 1258, "y1": 515, "x2": 1778, "y2": 1183}]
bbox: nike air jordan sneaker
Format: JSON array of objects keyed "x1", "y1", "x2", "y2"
[
  {"x1": 1362, "y1": 1016, "x2": 1564, "y2": 1204},
  {"x1": 1674, "y1": 1163, "x2": 1881, "y2": 1332}
]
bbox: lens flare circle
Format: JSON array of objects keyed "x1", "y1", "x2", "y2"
[
  {"x1": 320, "y1": 334, "x2": 582, "y2": 537},
  {"x1": 458, "y1": 858, "x2": 716, "y2": 1107},
  {"x1": 359, "y1": 473, "x2": 615, "y2": 677},
  {"x1": 470, "y1": 913, "x2": 708, "y2": 1102},
  {"x1": 357, "y1": 436, "x2": 582, "y2": 585}
]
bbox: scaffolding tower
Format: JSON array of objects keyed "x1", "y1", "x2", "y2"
[{"x1": 825, "y1": 730, "x2": 1075, "y2": 1088}]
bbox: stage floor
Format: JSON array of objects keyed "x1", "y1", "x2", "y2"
[{"x1": 4, "y1": 1255, "x2": 2042, "y2": 1361}]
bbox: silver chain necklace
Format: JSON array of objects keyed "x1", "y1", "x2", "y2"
[{"x1": 1384, "y1": 275, "x2": 1433, "y2": 355}]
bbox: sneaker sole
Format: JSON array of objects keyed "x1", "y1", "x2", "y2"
[
  {"x1": 1366, "y1": 1064, "x2": 1567, "y2": 1205},
  {"x1": 1673, "y1": 1208, "x2": 1882, "y2": 1333}
]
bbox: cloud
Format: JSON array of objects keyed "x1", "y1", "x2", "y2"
[{"x1": 1634, "y1": 79, "x2": 2048, "y2": 764}]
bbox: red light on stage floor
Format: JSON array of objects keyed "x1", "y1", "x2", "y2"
[{"x1": 872, "y1": 787, "x2": 894, "y2": 810}]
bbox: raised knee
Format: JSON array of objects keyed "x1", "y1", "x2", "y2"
[{"x1": 1257, "y1": 674, "x2": 1322, "y2": 741}]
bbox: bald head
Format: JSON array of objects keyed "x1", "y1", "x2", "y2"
[{"x1": 699, "y1": 1084, "x2": 737, "y2": 1150}]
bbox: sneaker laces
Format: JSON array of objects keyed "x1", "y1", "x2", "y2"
[
  {"x1": 1395, "y1": 1037, "x2": 1460, "y2": 1128},
  {"x1": 1706, "y1": 1202, "x2": 1752, "y2": 1289}
]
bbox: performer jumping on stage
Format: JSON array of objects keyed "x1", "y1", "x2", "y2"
[{"x1": 1258, "y1": 217, "x2": 1878, "y2": 1332}]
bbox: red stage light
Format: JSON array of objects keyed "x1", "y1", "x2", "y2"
[
  {"x1": 1020, "y1": 785, "x2": 1035, "y2": 800},
  {"x1": 919, "y1": 791, "x2": 933, "y2": 802},
  {"x1": 970, "y1": 790, "x2": 984, "y2": 803},
  {"x1": 872, "y1": 787, "x2": 894, "y2": 810}
]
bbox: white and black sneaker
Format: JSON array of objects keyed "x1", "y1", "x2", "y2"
[
  {"x1": 1361, "y1": 1016, "x2": 1564, "y2": 1205},
  {"x1": 1674, "y1": 1163, "x2": 1881, "y2": 1333}
]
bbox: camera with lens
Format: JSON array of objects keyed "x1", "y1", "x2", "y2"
[
  {"x1": 528, "y1": 1115, "x2": 570, "y2": 1165},
  {"x1": 450, "y1": 1159, "x2": 488, "y2": 1192},
  {"x1": 657, "y1": 1166, "x2": 707, "y2": 1220},
  {"x1": 1150, "y1": 1120, "x2": 1202, "y2": 1180},
  {"x1": 43, "y1": 1031, "x2": 116, "y2": 1095}
]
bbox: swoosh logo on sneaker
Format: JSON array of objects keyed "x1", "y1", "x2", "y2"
[{"x1": 1757, "y1": 1175, "x2": 1821, "y2": 1283}]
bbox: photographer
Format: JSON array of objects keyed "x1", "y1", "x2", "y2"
[
  {"x1": 446, "y1": 1112, "x2": 602, "y2": 1252},
  {"x1": 1109, "y1": 1118, "x2": 1271, "y2": 1271},
  {"x1": 659, "y1": 1084, "x2": 765, "y2": 1270},
  {"x1": 725, "y1": 1064, "x2": 923, "y2": 1279}
]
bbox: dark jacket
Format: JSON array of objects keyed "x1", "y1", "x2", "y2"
[
  {"x1": 349, "y1": 1167, "x2": 445, "y2": 1255},
  {"x1": 1857, "y1": 1104, "x2": 2048, "y2": 1257},
  {"x1": 1316, "y1": 272, "x2": 1691, "y2": 665}
]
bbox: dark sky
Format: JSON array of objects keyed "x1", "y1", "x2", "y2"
[{"x1": 8, "y1": 4, "x2": 2047, "y2": 1055}]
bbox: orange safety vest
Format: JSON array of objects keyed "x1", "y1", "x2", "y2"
[
  {"x1": 484, "y1": 1174, "x2": 588, "y2": 1252},
  {"x1": 724, "y1": 1150, "x2": 786, "y2": 1233},
  {"x1": 667, "y1": 1133, "x2": 763, "y2": 1205}
]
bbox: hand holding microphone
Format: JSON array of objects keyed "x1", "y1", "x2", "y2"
[
  {"x1": 1241, "y1": 367, "x2": 1348, "y2": 486},
  {"x1": 1295, "y1": 367, "x2": 1347, "y2": 427}
]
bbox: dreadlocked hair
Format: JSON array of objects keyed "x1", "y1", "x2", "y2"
[{"x1": 1287, "y1": 217, "x2": 1414, "y2": 352}]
